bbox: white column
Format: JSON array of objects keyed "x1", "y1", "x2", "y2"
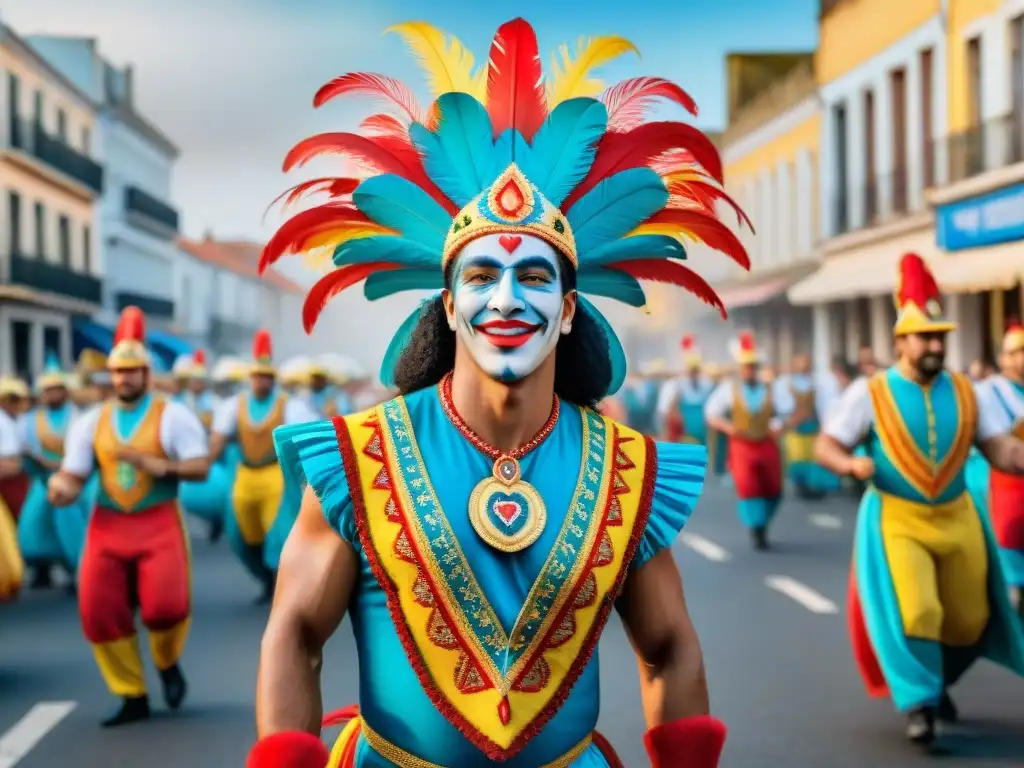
[
  {"x1": 847, "y1": 93, "x2": 865, "y2": 230},
  {"x1": 812, "y1": 303, "x2": 832, "y2": 375},
  {"x1": 876, "y1": 73, "x2": 894, "y2": 220},
  {"x1": 0, "y1": 307, "x2": 9, "y2": 376},
  {"x1": 777, "y1": 309, "x2": 794, "y2": 365},
  {"x1": 869, "y1": 296, "x2": 890, "y2": 363},
  {"x1": 905, "y1": 50, "x2": 924, "y2": 211},
  {"x1": 819, "y1": 103, "x2": 836, "y2": 238}
]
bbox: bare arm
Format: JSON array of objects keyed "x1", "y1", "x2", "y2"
[
  {"x1": 0, "y1": 456, "x2": 22, "y2": 479},
  {"x1": 619, "y1": 549, "x2": 708, "y2": 725},
  {"x1": 977, "y1": 435, "x2": 1024, "y2": 475},
  {"x1": 208, "y1": 432, "x2": 228, "y2": 463},
  {"x1": 814, "y1": 434, "x2": 856, "y2": 476},
  {"x1": 256, "y1": 486, "x2": 358, "y2": 736},
  {"x1": 47, "y1": 470, "x2": 86, "y2": 506}
]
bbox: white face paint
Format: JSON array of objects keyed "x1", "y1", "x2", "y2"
[{"x1": 447, "y1": 233, "x2": 569, "y2": 383}]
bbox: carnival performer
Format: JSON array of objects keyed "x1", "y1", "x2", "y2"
[
  {"x1": 622, "y1": 362, "x2": 665, "y2": 435},
  {"x1": 210, "y1": 331, "x2": 317, "y2": 602},
  {"x1": 660, "y1": 335, "x2": 713, "y2": 445},
  {"x1": 704, "y1": 363, "x2": 730, "y2": 484},
  {"x1": 704, "y1": 332, "x2": 783, "y2": 550},
  {"x1": 0, "y1": 377, "x2": 26, "y2": 601},
  {"x1": 981, "y1": 320, "x2": 1024, "y2": 616},
  {"x1": 47, "y1": 306, "x2": 210, "y2": 727},
  {"x1": 179, "y1": 350, "x2": 227, "y2": 542},
  {"x1": 0, "y1": 378, "x2": 30, "y2": 526},
  {"x1": 18, "y1": 353, "x2": 88, "y2": 588},
  {"x1": 776, "y1": 353, "x2": 839, "y2": 499},
  {"x1": 279, "y1": 356, "x2": 312, "y2": 397},
  {"x1": 248, "y1": 17, "x2": 749, "y2": 768},
  {"x1": 815, "y1": 254, "x2": 1024, "y2": 747},
  {"x1": 306, "y1": 359, "x2": 353, "y2": 419}
]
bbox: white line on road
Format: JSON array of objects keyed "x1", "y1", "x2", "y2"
[
  {"x1": 809, "y1": 513, "x2": 842, "y2": 529},
  {"x1": 765, "y1": 575, "x2": 839, "y2": 615},
  {"x1": 680, "y1": 533, "x2": 731, "y2": 562},
  {"x1": 0, "y1": 702, "x2": 77, "y2": 767}
]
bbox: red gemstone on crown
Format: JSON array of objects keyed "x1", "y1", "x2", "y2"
[{"x1": 496, "y1": 179, "x2": 526, "y2": 216}]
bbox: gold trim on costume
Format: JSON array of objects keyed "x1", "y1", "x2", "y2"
[{"x1": 94, "y1": 397, "x2": 169, "y2": 512}]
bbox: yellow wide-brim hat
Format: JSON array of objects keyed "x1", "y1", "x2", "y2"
[{"x1": 0, "y1": 377, "x2": 29, "y2": 398}]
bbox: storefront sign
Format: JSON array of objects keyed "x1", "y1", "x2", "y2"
[{"x1": 936, "y1": 182, "x2": 1024, "y2": 251}]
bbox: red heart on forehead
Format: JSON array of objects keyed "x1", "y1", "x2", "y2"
[{"x1": 498, "y1": 235, "x2": 523, "y2": 254}]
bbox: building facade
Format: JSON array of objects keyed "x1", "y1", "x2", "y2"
[
  {"x1": 26, "y1": 35, "x2": 191, "y2": 369},
  {"x1": 717, "y1": 54, "x2": 823, "y2": 368},
  {"x1": 0, "y1": 22, "x2": 103, "y2": 380}
]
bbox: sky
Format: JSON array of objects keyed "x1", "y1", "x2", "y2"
[{"x1": 0, "y1": 0, "x2": 819, "y2": 247}]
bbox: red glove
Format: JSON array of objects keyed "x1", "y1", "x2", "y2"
[
  {"x1": 644, "y1": 715, "x2": 727, "y2": 768},
  {"x1": 247, "y1": 731, "x2": 330, "y2": 768}
]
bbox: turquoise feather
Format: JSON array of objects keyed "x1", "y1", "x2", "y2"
[
  {"x1": 577, "y1": 269, "x2": 646, "y2": 307},
  {"x1": 528, "y1": 99, "x2": 607, "y2": 207},
  {"x1": 379, "y1": 295, "x2": 440, "y2": 387},
  {"x1": 578, "y1": 296, "x2": 627, "y2": 396},
  {"x1": 580, "y1": 234, "x2": 687, "y2": 267},
  {"x1": 333, "y1": 235, "x2": 438, "y2": 270},
  {"x1": 352, "y1": 175, "x2": 451, "y2": 251},
  {"x1": 411, "y1": 94, "x2": 496, "y2": 207},
  {"x1": 42, "y1": 350, "x2": 62, "y2": 372},
  {"x1": 567, "y1": 168, "x2": 669, "y2": 255},
  {"x1": 490, "y1": 128, "x2": 534, "y2": 186},
  {"x1": 363, "y1": 268, "x2": 443, "y2": 301}
]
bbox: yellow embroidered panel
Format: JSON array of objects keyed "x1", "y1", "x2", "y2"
[
  {"x1": 732, "y1": 383, "x2": 773, "y2": 440},
  {"x1": 341, "y1": 401, "x2": 654, "y2": 761},
  {"x1": 94, "y1": 397, "x2": 168, "y2": 511},
  {"x1": 238, "y1": 393, "x2": 286, "y2": 466}
]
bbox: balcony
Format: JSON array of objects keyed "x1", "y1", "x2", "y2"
[
  {"x1": 209, "y1": 315, "x2": 257, "y2": 351},
  {"x1": 115, "y1": 290, "x2": 175, "y2": 319},
  {"x1": 124, "y1": 186, "x2": 180, "y2": 238},
  {"x1": 832, "y1": 166, "x2": 919, "y2": 238},
  {"x1": 942, "y1": 110, "x2": 1024, "y2": 185},
  {"x1": 7, "y1": 117, "x2": 104, "y2": 195},
  {"x1": 7, "y1": 251, "x2": 102, "y2": 305}
]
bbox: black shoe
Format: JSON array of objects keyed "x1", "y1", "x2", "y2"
[
  {"x1": 906, "y1": 706, "x2": 937, "y2": 745},
  {"x1": 208, "y1": 518, "x2": 224, "y2": 544},
  {"x1": 159, "y1": 664, "x2": 187, "y2": 710},
  {"x1": 29, "y1": 565, "x2": 53, "y2": 589},
  {"x1": 751, "y1": 527, "x2": 769, "y2": 551},
  {"x1": 101, "y1": 695, "x2": 150, "y2": 728},
  {"x1": 937, "y1": 691, "x2": 958, "y2": 723}
]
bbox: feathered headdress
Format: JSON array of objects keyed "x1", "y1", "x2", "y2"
[
  {"x1": 251, "y1": 330, "x2": 275, "y2": 376},
  {"x1": 680, "y1": 333, "x2": 702, "y2": 369},
  {"x1": 37, "y1": 350, "x2": 66, "y2": 391},
  {"x1": 1004, "y1": 318, "x2": 1024, "y2": 354},
  {"x1": 190, "y1": 349, "x2": 209, "y2": 380},
  {"x1": 108, "y1": 306, "x2": 150, "y2": 370},
  {"x1": 260, "y1": 18, "x2": 751, "y2": 395},
  {"x1": 730, "y1": 330, "x2": 760, "y2": 365},
  {"x1": 211, "y1": 356, "x2": 249, "y2": 384},
  {"x1": 172, "y1": 353, "x2": 194, "y2": 379},
  {"x1": 893, "y1": 253, "x2": 955, "y2": 336}
]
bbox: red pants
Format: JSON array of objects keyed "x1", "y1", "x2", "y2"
[
  {"x1": 79, "y1": 501, "x2": 191, "y2": 696},
  {"x1": 0, "y1": 474, "x2": 30, "y2": 521},
  {"x1": 729, "y1": 436, "x2": 782, "y2": 500},
  {"x1": 991, "y1": 469, "x2": 1024, "y2": 551}
]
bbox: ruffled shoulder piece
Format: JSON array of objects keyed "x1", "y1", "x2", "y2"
[
  {"x1": 631, "y1": 439, "x2": 707, "y2": 570},
  {"x1": 273, "y1": 417, "x2": 357, "y2": 543}
]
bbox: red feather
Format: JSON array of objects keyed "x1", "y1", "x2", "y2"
[
  {"x1": 681, "y1": 334, "x2": 695, "y2": 351},
  {"x1": 282, "y1": 133, "x2": 456, "y2": 215},
  {"x1": 645, "y1": 209, "x2": 751, "y2": 270},
  {"x1": 651, "y1": 148, "x2": 698, "y2": 175},
  {"x1": 1006, "y1": 317, "x2": 1023, "y2": 333},
  {"x1": 601, "y1": 77, "x2": 698, "y2": 132},
  {"x1": 564, "y1": 122, "x2": 723, "y2": 208},
  {"x1": 252, "y1": 329, "x2": 273, "y2": 361},
  {"x1": 114, "y1": 306, "x2": 146, "y2": 344},
  {"x1": 607, "y1": 259, "x2": 726, "y2": 319},
  {"x1": 666, "y1": 178, "x2": 754, "y2": 232},
  {"x1": 302, "y1": 262, "x2": 402, "y2": 333},
  {"x1": 737, "y1": 330, "x2": 755, "y2": 352},
  {"x1": 193, "y1": 349, "x2": 206, "y2": 366},
  {"x1": 265, "y1": 177, "x2": 360, "y2": 218},
  {"x1": 260, "y1": 204, "x2": 373, "y2": 272},
  {"x1": 485, "y1": 18, "x2": 547, "y2": 141},
  {"x1": 896, "y1": 252, "x2": 941, "y2": 309},
  {"x1": 313, "y1": 72, "x2": 424, "y2": 123},
  {"x1": 361, "y1": 113, "x2": 410, "y2": 139}
]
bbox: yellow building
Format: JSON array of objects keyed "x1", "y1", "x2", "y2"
[
  {"x1": 0, "y1": 21, "x2": 103, "y2": 380},
  {"x1": 716, "y1": 53, "x2": 822, "y2": 367}
]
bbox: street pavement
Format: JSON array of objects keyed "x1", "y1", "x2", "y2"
[{"x1": 1, "y1": 481, "x2": 1023, "y2": 767}]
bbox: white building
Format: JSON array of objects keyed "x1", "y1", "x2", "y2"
[{"x1": 26, "y1": 35, "x2": 191, "y2": 368}]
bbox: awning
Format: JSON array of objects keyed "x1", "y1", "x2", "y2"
[
  {"x1": 788, "y1": 229, "x2": 939, "y2": 305},
  {"x1": 929, "y1": 240, "x2": 1024, "y2": 292},
  {"x1": 146, "y1": 329, "x2": 193, "y2": 359},
  {"x1": 73, "y1": 318, "x2": 114, "y2": 356},
  {"x1": 71, "y1": 318, "x2": 190, "y2": 370},
  {"x1": 717, "y1": 262, "x2": 821, "y2": 309}
]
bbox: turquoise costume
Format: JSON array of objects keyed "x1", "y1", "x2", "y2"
[
  {"x1": 19, "y1": 403, "x2": 89, "y2": 571},
  {"x1": 275, "y1": 386, "x2": 706, "y2": 766},
  {"x1": 308, "y1": 387, "x2": 353, "y2": 420},
  {"x1": 780, "y1": 374, "x2": 839, "y2": 497},
  {"x1": 849, "y1": 368, "x2": 1024, "y2": 711},
  {"x1": 676, "y1": 377, "x2": 713, "y2": 445},
  {"x1": 179, "y1": 391, "x2": 231, "y2": 526},
  {"x1": 622, "y1": 380, "x2": 660, "y2": 435}
]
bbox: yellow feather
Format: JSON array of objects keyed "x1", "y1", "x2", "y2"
[
  {"x1": 301, "y1": 224, "x2": 395, "y2": 253},
  {"x1": 627, "y1": 222, "x2": 700, "y2": 245},
  {"x1": 662, "y1": 170, "x2": 711, "y2": 184},
  {"x1": 546, "y1": 35, "x2": 640, "y2": 108},
  {"x1": 386, "y1": 21, "x2": 485, "y2": 100}
]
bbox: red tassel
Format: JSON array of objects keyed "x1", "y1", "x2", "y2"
[
  {"x1": 608, "y1": 259, "x2": 726, "y2": 319},
  {"x1": 246, "y1": 731, "x2": 329, "y2": 768},
  {"x1": 485, "y1": 18, "x2": 547, "y2": 141},
  {"x1": 302, "y1": 263, "x2": 401, "y2": 333}
]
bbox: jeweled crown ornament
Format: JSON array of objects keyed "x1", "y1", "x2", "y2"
[
  {"x1": 893, "y1": 253, "x2": 956, "y2": 336},
  {"x1": 259, "y1": 17, "x2": 753, "y2": 397},
  {"x1": 107, "y1": 306, "x2": 151, "y2": 370}
]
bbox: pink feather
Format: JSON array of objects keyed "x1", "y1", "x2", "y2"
[
  {"x1": 601, "y1": 77, "x2": 698, "y2": 132},
  {"x1": 313, "y1": 73, "x2": 423, "y2": 123}
]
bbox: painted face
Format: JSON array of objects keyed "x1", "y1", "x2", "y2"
[{"x1": 448, "y1": 233, "x2": 569, "y2": 383}]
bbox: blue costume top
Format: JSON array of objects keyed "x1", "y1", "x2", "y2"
[
  {"x1": 784, "y1": 374, "x2": 818, "y2": 435},
  {"x1": 621, "y1": 380, "x2": 660, "y2": 435},
  {"x1": 275, "y1": 386, "x2": 705, "y2": 766},
  {"x1": 308, "y1": 386, "x2": 352, "y2": 419},
  {"x1": 675, "y1": 377, "x2": 713, "y2": 444}
]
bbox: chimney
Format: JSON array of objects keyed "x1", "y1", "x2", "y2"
[{"x1": 123, "y1": 64, "x2": 134, "y2": 106}]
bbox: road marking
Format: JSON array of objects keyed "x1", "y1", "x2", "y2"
[
  {"x1": 765, "y1": 575, "x2": 838, "y2": 614},
  {"x1": 0, "y1": 702, "x2": 77, "y2": 767},
  {"x1": 809, "y1": 513, "x2": 842, "y2": 529},
  {"x1": 680, "y1": 533, "x2": 731, "y2": 562}
]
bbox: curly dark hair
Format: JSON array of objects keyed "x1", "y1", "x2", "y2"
[{"x1": 392, "y1": 254, "x2": 612, "y2": 407}]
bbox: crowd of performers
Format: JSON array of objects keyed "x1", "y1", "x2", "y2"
[
  {"x1": 0, "y1": 307, "x2": 388, "y2": 727},
  {"x1": 1, "y1": 15, "x2": 1023, "y2": 767}
]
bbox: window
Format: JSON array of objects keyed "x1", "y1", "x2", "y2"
[
  {"x1": 58, "y1": 215, "x2": 71, "y2": 266},
  {"x1": 832, "y1": 101, "x2": 849, "y2": 233},
  {"x1": 863, "y1": 89, "x2": 877, "y2": 223},
  {"x1": 890, "y1": 67, "x2": 907, "y2": 212},
  {"x1": 82, "y1": 224, "x2": 92, "y2": 273},
  {"x1": 967, "y1": 37, "x2": 983, "y2": 126},
  {"x1": 6, "y1": 73, "x2": 20, "y2": 142},
  {"x1": 33, "y1": 90, "x2": 43, "y2": 123},
  {"x1": 81, "y1": 126, "x2": 91, "y2": 154},
  {"x1": 7, "y1": 192, "x2": 21, "y2": 255},
  {"x1": 921, "y1": 48, "x2": 935, "y2": 186},
  {"x1": 34, "y1": 202, "x2": 45, "y2": 258},
  {"x1": 56, "y1": 108, "x2": 68, "y2": 140},
  {"x1": 11, "y1": 321, "x2": 31, "y2": 382},
  {"x1": 43, "y1": 327, "x2": 62, "y2": 363},
  {"x1": 1011, "y1": 16, "x2": 1023, "y2": 162}
]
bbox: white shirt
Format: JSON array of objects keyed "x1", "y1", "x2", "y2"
[
  {"x1": 0, "y1": 410, "x2": 20, "y2": 458},
  {"x1": 62, "y1": 398, "x2": 208, "y2": 478},
  {"x1": 704, "y1": 380, "x2": 784, "y2": 431},
  {"x1": 976, "y1": 375, "x2": 1024, "y2": 433},
  {"x1": 822, "y1": 373, "x2": 1005, "y2": 449},
  {"x1": 211, "y1": 392, "x2": 319, "y2": 438}
]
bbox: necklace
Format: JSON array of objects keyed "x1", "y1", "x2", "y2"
[{"x1": 438, "y1": 372, "x2": 558, "y2": 553}]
